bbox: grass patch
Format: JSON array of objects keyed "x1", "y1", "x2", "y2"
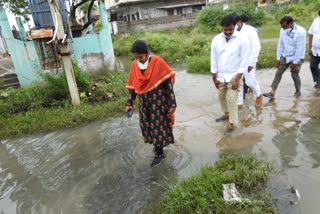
[
  {"x1": 0, "y1": 98, "x2": 128, "y2": 140},
  {"x1": 186, "y1": 55, "x2": 210, "y2": 74},
  {"x1": 145, "y1": 155, "x2": 275, "y2": 214},
  {"x1": 112, "y1": 30, "x2": 212, "y2": 64},
  {"x1": 0, "y1": 69, "x2": 132, "y2": 140}
]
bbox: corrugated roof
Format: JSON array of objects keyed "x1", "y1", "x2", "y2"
[
  {"x1": 157, "y1": 3, "x2": 205, "y2": 9},
  {"x1": 28, "y1": 0, "x2": 69, "y2": 29}
]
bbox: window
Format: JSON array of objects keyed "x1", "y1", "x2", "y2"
[
  {"x1": 192, "y1": 5, "x2": 202, "y2": 13},
  {"x1": 167, "y1": 9, "x2": 174, "y2": 16},
  {"x1": 177, "y1": 8, "x2": 183, "y2": 15}
]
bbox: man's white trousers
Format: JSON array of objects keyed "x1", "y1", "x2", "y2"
[{"x1": 237, "y1": 67, "x2": 261, "y2": 105}]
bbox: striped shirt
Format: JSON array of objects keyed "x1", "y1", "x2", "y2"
[{"x1": 277, "y1": 23, "x2": 306, "y2": 64}]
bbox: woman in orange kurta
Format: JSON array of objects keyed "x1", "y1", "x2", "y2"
[{"x1": 126, "y1": 40, "x2": 176, "y2": 167}]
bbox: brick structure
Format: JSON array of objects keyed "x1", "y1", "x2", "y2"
[{"x1": 106, "y1": 0, "x2": 205, "y2": 34}]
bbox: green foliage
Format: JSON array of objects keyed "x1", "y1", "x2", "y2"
[
  {"x1": 0, "y1": 69, "x2": 131, "y2": 139},
  {"x1": 95, "y1": 20, "x2": 103, "y2": 31},
  {"x1": 0, "y1": 62, "x2": 91, "y2": 115},
  {"x1": 186, "y1": 55, "x2": 210, "y2": 74},
  {"x1": 196, "y1": 5, "x2": 265, "y2": 31},
  {"x1": 265, "y1": 1, "x2": 318, "y2": 22},
  {"x1": 195, "y1": 6, "x2": 227, "y2": 32},
  {"x1": 0, "y1": 0, "x2": 30, "y2": 21},
  {"x1": 0, "y1": 98, "x2": 128, "y2": 140},
  {"x1": 145, "y1": 156, "x2": 274, "y2": 214},
  {"x1": 113, "y1": 33, "x2": 139, "y2": 56},
  {"x1": 79, "y1": 1, "x2": 97, "y2": 14},
  {"x1": 112, "y1": 30, "x2": 211, "y2": 64},
  {"x1": 89, "y1": 72, "x2": 128, "y2": 103}
]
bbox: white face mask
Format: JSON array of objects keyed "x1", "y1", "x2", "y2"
[
  {"x1": 223, "y1": 32, "x2": 233, "y2": 39},
  {"x1": 235, "y1": 24, "x2": 239, "y2": 31},
  {"x1": 284, "y1": 28, "x2": 292, "y2": 34},
  {"x1": 137, "y1": 55, "x2": 151, "y2": 70}
]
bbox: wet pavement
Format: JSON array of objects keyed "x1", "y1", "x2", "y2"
[{"x1": 1, "y1": 62, "x2": 320, "y2": 214}]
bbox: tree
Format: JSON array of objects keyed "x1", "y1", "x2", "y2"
[{"x1": 0, "y1": 0, "x2": 30, "y2": 20}]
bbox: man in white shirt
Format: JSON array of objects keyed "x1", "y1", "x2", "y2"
[
  {"x1": 235, "y1": 15, "x2": 262, "y2": 108},
  {"x1": 211, "y1": 15, "x2": 249, "y2": 133},
  {"x1": 308, "y1": 10, "x2": 320, "y2": 95},
  {"x1": 240, "y1": 14, "x2": 259, "y2": 38}
]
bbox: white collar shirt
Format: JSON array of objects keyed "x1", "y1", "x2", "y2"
[
  {"x1": 239, "y1": 24, "x2": 261, "y2": 67},
  {"x1": 210, "y1": 31, "x2": 250, "y2": 82},
  {"x1": 308, "y1": 17, "x2": 320, "y2": 56}
]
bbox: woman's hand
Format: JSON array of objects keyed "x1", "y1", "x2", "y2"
[
  {"x1": 168, "y1": 107, "x2": 176, "y2": 114},
  {"x1": 126, "y1": 105, "x2": 133, "y2": 112}
]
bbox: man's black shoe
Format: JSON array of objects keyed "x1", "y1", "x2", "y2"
[{"x1": 151, "y1": 154, "x2": 165, "y2": 167}]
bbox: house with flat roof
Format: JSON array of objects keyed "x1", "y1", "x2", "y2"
[
  {"x1": 106, "y1": 0, "x2": 206, "y2": 22},
  {"x1": 104, "y1": 0, "x2": 206, "y2": 33}
]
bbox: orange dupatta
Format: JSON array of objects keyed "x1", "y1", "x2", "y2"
[{"x1": 125, "y1": 55, "x2": 175, "y2": 125}]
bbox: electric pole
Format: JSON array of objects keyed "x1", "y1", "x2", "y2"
[{"x1": 48, "y1": 0, "x2": 80, "y2": 107}]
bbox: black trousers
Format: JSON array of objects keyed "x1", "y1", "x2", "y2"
[{"x1": 310, "y1": 54, "x2": 320, "y2": 88}]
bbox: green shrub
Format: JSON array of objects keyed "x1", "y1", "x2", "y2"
[
  {"x1": 196, "y1": 5, "x2": 266, "y2": 31},
  {"x1": 90, "y1": 72, "x2": 128, "y2": 103},
  {"x1": 0, "y1": 62, "x2": 91, "y2": 115},
  {"x1": 95, "y1": 20, "x2": 103, "y2": 31},
  {"x1": 186, "y1": 55, "x2": 210, "y2": 74}
]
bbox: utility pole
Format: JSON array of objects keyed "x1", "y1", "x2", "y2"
[{"x1": 48, "y1": 0, "x2": 80, "y2": 107}]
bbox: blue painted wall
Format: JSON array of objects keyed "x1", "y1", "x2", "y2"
[
  {"x1": 1, "y1": 0, "x2": 115, "y2": 87},
  {"x1": 0, "y1": 8, "x2": 42, "y2": 87},
  {"x1": 71, "y1": 0, "x2": 115, "y2": 75}
]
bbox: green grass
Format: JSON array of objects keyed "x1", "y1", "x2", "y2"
[
  {"x1": 186, "y1": 55, "x2": 210, "y2": 74},
  {"x1": 145, "y1": 156, "x2": 275, "y2": 214},
  {"x1": 0, "y1": 71, "x2": 132, "y2": 140},
  {"x1": 185, "y1": 42, "x2": 288, "y2": 73},
  {"x1": 258, "y1": 16, "x2": 281, "y2": 39},
  {"x1": 257, "y1": 41, "x2": 278, "y2": 69},
  {"x1": 112, "y1": 30, "x2": 213, "y2": 65},
  {"x1": 0, "y1": 98, "x2": 129, "y2": 140}
]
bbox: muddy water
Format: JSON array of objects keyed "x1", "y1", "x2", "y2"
[{"x1": 1, "y1": 62, "x2": 320, "y2": 214}]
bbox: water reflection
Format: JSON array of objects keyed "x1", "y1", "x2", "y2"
[{"x1": 217, "y1": 132, "x2": 263, "y2": 155}]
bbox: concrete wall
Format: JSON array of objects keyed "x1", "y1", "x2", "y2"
[
  {"x1": 0, "y1": 8, "x2": 42, "y2": 87},
  {"x1": 0, "y1": 0, "x2": 116, "y2": 87},
  {"x1": 71, "y1": 0, "x2": 116, "y2": 76},
  {"x1": 116, "y1": 13, "x2": 195, "y2": 33}
]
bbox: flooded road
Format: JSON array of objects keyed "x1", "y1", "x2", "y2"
[{"x1": 1, "y1": 62, "x2": 320, "y2": 214}]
